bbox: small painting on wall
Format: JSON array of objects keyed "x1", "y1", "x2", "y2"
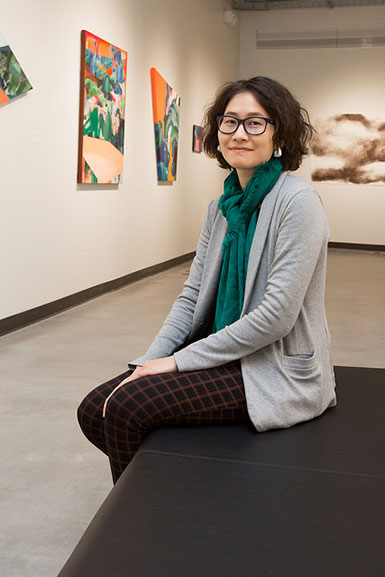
[
  {"x1": 310, "y1": 114, "x2": 385, "y2": 185},
  {"x1": 192, "y1": 125, "x2": 203, "y2": 153},
  {"x1": 150, "y1": 67, "x2": 181, "y2": 182},
  {"x1": 0, "y1": 30, "x2": 32, "y2": 106},
  {"x1": 78, "y1": 30, "x2": 127, "y2": 184}
]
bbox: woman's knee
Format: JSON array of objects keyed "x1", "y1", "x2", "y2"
[{"x1": 77, "y1": 390, "x2": 103, "y2": 434}]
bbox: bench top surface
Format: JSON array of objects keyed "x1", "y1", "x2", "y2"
[
  {"x1": 62, "y1": 451, "x2": 385, "y2": 577},
  {"x1": 137, "y1": 366, "x2": 385, "y2": 477}
]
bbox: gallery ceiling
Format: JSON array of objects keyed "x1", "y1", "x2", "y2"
[
  {"x1": 230, "y1": 0, "x2": 385, "y2": 10},
  {"x1": 229, "y1": 0, "x2": 385, "y2": 47}
]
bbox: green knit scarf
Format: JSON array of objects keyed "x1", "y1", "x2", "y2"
[{"x1": 213, "y1": 157, "x2": 282, "y2": 333}]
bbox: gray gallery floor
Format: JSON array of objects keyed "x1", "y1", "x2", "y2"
[{"x1": 1, "y1": 248, "x2": 384, "y2": 577}]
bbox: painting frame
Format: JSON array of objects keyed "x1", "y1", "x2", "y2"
[
  {"x1": 192, "y1": 125, "x2": 203, "y2": 153},
  {"x1": 310, "y1": 113, "x2": 385, "y2": 185},
  {"x1": 77, "y1": 30, "x2": 127, "y2": 184},
  {"x1": 150, "y1": 67, "x2": 181, "y2": 182},
  {"x1": 0, "y1": 30, "x2": 32, "y2": 106}
]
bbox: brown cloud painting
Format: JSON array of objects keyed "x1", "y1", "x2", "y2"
[{"x1": 310, "y1": 114, "x2": 385, "y2": 184}]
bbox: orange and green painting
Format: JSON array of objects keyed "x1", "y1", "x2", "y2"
[
  {"x1": 150, "y1": 68, "x2": 180, "y2": 182},
  {"x1": 78, "y1": 30, "x2": 127, "y2": 184},
  {"x1": 192, "y1": 125, "x2": 203, "y2": 153},
  {"x1": 0, "y1": 30, "x2": 32, "y2": 106}
]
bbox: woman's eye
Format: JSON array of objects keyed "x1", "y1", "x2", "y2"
[
  {"x1": 248, "y1": 119, "x2": 263, "y2": 127},
  {"x1": 223, "y1": 118, "x2": 236, "y2": 126}
]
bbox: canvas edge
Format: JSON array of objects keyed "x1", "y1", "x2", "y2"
[{"x1": 77, "y1": 30, "x2": 87, "y2": 183}]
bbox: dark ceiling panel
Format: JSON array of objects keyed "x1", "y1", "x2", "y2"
[{"x1": 231, "y1": 0, "x2": 385, "y2": 10}]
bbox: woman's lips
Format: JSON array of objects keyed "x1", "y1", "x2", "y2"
[{"x1": 229, "y1": 147, "x2": 252, "y2": 152}]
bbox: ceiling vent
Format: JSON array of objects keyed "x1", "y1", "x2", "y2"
[{"x1": 256, "y1": 27, "x2": 385, "y2": 48}]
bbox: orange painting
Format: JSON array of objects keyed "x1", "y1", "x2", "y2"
[{"x1": 150, "y1": 68, "x2": 180, "y2": 182}]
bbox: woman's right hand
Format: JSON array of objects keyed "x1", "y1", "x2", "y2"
[{"x1": 102, "y1": 356, "x2": 177, "y2": 417}]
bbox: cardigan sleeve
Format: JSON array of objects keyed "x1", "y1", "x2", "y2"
[
  {"x1": 128, "y1": 199, "x2": 219, "y2": 366},
  {"x1": 174, "y1": 187, "x2": 329, "y2": 371}
]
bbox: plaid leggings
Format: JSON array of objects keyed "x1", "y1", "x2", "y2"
[{"x1": 77, "y1": 361, "x2": 248, "y2": 483}]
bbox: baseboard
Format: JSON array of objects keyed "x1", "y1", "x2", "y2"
[
  {"x1": 0, "y1": 252, "x2": 195, "y2": 337},
  {"x1": 328, "y1": 242, "x2": 385, "y2": 252}
]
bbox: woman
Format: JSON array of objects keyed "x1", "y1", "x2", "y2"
[{"x1": 78, "y1": 76, "x2": 336, "y2": 484}]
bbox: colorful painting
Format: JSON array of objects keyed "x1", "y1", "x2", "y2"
[
  {"x1": 192, "y1": 125, "x2": 203, "y2": 153},
  {"x1": 78, "y1": 30, "x2": 127, "y2": 184},
  {"x1": 0, "y1": 30, "x2": 32, "y2": 105},
  {"x1": 150, "y1": 67, "x2": 181, "y2": 182},
  {"x1": 311, "y1": 114, "x2": 385, "y2": 184}
]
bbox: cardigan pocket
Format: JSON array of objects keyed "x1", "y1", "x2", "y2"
[{"x1": 282, "y1": 351, "x2": 317, "y2": 371}]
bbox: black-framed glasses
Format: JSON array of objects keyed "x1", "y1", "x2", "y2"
[{"x1": 217, "y1": 115, "x2": 275, "y2": 135}]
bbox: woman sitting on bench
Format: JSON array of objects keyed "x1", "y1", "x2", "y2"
[{"x1": 78, "y1": 76, "x2": 336, "y2": 484}]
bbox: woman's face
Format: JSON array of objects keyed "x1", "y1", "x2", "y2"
[{"x1": 218, "y1": 91, "x2": 275, "y2": 183}]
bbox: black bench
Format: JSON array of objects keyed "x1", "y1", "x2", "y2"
[{"x1": 58, "y1": 366, "x2": 385, "y2": 577}]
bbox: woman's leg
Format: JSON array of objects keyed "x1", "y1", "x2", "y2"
[
  {"x1": 103, "y1": 361, "x2": 248, "y2": 483},
  {"x1": 77, "y1": 369, "x2": 133, "y2": 455}
]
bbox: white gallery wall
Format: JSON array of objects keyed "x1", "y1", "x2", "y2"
[
  {"x1": 0, "y1": 0, "x2": 239, "y2": 320},
  {"x1": 240, "y1": 6, "x2": 385, "y2": 246}
]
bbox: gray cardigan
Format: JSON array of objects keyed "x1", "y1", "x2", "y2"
[{"x1": 130, "y1": 172, "x2": 337, "y2": 431}]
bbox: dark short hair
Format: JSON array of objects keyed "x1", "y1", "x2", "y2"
[{"x1": 202, "y1": 76, "x2": 314, "y2": 172}]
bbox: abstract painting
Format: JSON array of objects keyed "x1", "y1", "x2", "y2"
[
  {"x1": 0, "y1": 30, "x2": 32, "y2": 105},
  {"x1": 192, "y1": 125, "x2": 203, "y2": 153},
  {"x1": 150, "y1": 67, "x2": 181, "y2": 182},
  {"x1": 78, "y1": 30, "x2": 127, "y2": 184},
  {"x1": 311, "y1": 114, "x2": 385, "y2": 184}
]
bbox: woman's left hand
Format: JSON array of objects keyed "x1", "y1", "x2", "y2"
[{"x1": 102, "y1": 356, "x2": 178, "y2": 417}]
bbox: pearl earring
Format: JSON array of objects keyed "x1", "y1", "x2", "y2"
[
  {"x1": 273, "y1": 147, "x2": 282, "y2": 158},
  {"x1": 217, "y1": 144, "x2": 221, "y2": 152}
]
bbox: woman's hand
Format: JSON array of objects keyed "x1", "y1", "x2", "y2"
[
  {"x1": 102, "y1": 356, "x2": 178, "y2": 417},
  {"x1": 126, "y1": 356, "x2": 178, "y2": 384}
]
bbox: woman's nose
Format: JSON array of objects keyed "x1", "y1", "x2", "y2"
[{"x1": 232, "y1": 122, "x2": 248, "y2": 138}]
